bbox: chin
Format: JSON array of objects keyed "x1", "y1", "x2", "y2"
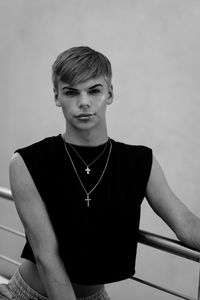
[{"x1": 73, "y1": 122, "x2": 96, "y2": 131}]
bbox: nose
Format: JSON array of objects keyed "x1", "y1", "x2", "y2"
[{"x1": 78, "y1": 92, "x2": 91, "y2": 109}]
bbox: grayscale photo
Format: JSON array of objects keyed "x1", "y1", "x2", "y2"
[{"x1": 0, "y1": 1, "x2": 200, "y2": 299}]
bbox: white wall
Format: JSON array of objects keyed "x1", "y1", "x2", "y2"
[{"x1": 1, "y1": 0, "x2": 200, "y2": 299}]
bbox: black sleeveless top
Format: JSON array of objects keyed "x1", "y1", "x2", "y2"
[{"x1": 15, "y1": 134, "x2": 152, "y2": 285}]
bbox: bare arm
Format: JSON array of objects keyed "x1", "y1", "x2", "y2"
[
  {"x1": 146, "y1": 155, "x2": 200, "y2": 251},
  {"x1": 9, "y1": 153, "x2": 77, "y2": 300}
]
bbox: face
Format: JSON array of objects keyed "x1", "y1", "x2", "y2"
[{"x1": 54, "y1": 76, "x2": 113, "y2": 132}]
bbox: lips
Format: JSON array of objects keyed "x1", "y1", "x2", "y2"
[{"x1": 75, "y1": 113, "x2": 94, "y2": 118}]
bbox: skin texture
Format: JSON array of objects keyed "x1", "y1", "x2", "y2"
[{"x1": 9, "y1": 76, "x2": 200, "y2": 300}]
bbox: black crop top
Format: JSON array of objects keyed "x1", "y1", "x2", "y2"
[{"x1": 15, "y1": 134, "x2": 152, "y2": 285}]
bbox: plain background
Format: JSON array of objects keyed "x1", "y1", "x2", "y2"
[{"x1": 0, "y1": 0, "x2": 200, "y2": 299}]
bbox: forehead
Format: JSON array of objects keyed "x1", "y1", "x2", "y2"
[{"x1": 58, "y1": 76, "x2": 108, "y2": 90}]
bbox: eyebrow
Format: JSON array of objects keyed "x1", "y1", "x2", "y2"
[
  {"x1": 62, "y1": 84, "x2": 103, "y2": 91},
  {"x1": 88, "y1": 84, "x2": 103, "y2": 89}
]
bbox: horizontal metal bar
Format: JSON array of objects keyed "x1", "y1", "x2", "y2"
[
  {"x1": 131, "y1": 276, "x2": 195, "y2": 300},
  {"x1": 0, "y1": 224, "x2": 25, "y2": 238},
  {"x1": 0, "y1": 254, "x2": 20, "y2": 266},
  {"x1": 138, "y1": 230, "x2": 200, "y2": 262},
  {"x1": 0, "y1": 187, "x2": 13, "y2": 201}
]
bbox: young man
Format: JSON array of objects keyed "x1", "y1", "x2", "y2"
[{"x1": 1, "y1": 46, "x2": 200, "y2": 300}]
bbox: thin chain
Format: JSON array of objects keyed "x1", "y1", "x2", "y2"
[
  {"x1": 67, "y1": 139, "x2": 109, "y2": 169},
  {"x1": 64, "y1": 139, "x2": 112, "y2": 198}
]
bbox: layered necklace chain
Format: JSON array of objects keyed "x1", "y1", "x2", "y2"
[
  {"x1": 64, "y1": 138, "x2": 112, "y2": 207},
  {"x1": 67, "y1": 139, "x2": 108, "y2": 175}
]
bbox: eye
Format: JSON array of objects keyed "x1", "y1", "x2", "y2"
[
  {"x1": 64, "y1": 90, "x2": 79, "y2": 97},
  {"x1": 89, "y1": 89, "x2": 101, "y2": 95}
]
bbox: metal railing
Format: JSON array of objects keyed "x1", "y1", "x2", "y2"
[
  {"x1": 0, "y1": 186, "x2": 200, "y2": 299},
  {"x1": 0, "y1": 187, "x2": 24, "y2": 268},
  {"x1": 132, "y1": 231, "x2": 200, "y2": 300}
]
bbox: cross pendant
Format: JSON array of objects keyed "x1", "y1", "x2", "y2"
[
  {"x1": 85, "y1": 194, "x2": 91, "y2": 207},
  {"x1": 85, "y1": 166, "x2": 91, "y2": 174}
]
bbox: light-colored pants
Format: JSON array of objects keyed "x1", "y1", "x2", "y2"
[{"x1": 0, "y1": 268, "x2": 110, "y2": 300}]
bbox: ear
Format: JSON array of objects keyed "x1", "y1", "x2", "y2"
[
  {"x1": 107, "y1": 84, "x2": 114, "y2": 105},
  {"x1": 54, "y1": 88, "x2": 61, "y2": 107}
]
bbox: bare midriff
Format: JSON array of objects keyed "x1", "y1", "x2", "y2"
[{"x1": 19, "y1": 259, "x2": 104, "y2": 298}]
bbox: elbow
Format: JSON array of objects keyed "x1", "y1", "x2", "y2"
[
  {"x1": 175, "y1": 212, "x2": 200, "y2": 251},
  {"x1": 34, "y1": 245, "x2": 61, "y2": 267},
  {"x1": 30, "y1": 235, "x2": 60, "y2": 267},
  {"x1": 34, "y1": 252, "x2": 51, "y2": 266},
  {"x1": 34, "y1": 250, "x2": 61, "y2": 272}
]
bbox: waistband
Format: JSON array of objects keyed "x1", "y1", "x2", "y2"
[
  {"x1": 8, "y1": 268, "x2": 47, "y2": 300},
  {"x1": 8, "y1": 268, "x2": 110, "y2": 300}
]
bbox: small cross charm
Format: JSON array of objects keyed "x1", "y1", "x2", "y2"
[
  {"x1": 85, "y1": 194, "x2": 91, "y2": 207},
  {"x1": 85, "y1": 166, "x2": 91, "y2": 174}
]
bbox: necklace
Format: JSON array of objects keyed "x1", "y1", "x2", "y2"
[
  {"x1": 64, "y1": 139, "x2": 112, "y2": 207},
  {"x1": 67, "y1": 139, "x2": 109, "y2": 174}
]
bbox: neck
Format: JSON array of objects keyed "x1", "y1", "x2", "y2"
[{"x1": 63, "y1": 128, "x2": 109, "y2": 147}]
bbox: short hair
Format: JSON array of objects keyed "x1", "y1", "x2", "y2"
[{"x1": 52, "y1": 46, "x2": 112, "y2": 90}]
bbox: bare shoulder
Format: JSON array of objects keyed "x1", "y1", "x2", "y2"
[
  {"x1": 146, "y1": 155, "x2": 170, "y2": 197},
  {"x1": 146, "y1": 154, "x2": 181, "y2": 209},
  {"x1": 9, "y1": 152, "x2": 41, "y2": 205},
  {"x1": 9, "y1": 152, "x2": 25, "y2": 176},
  {"x1": 146, "y1": 155, "x2": 191, "y2": 236},
  {"x1": 10, "y1": 152, "x2": 30, "y2": 183}
]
